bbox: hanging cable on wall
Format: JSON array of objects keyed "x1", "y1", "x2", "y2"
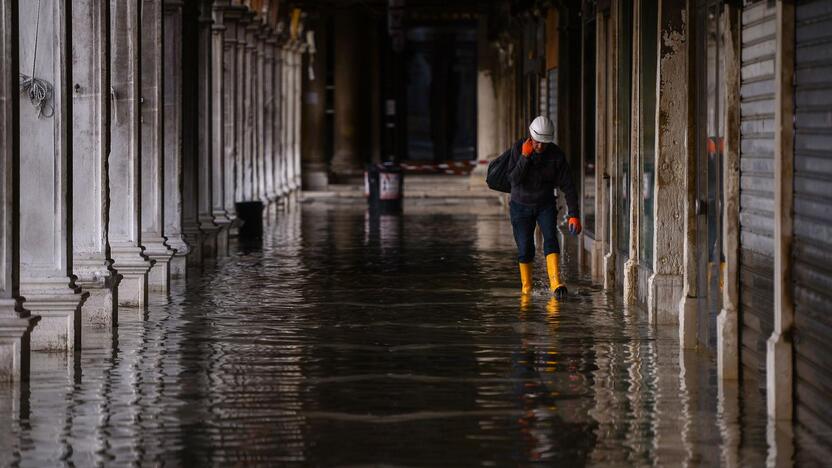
[{"x1": 19, "y1": 0, "x2": 54, "y2": 119}]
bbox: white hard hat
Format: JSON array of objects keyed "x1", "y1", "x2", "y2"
[{"x1": 529, "y1": 115, "x2": 555, "y2": 143}]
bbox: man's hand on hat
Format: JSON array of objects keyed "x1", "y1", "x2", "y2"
[{"x1": 521, "y1": 138, "x2": 534, "y2": 158}]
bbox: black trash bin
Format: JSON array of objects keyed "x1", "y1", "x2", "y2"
[
  {"x1": 365, "y1": 162, "x2": 404, "y2": 214},
  {"x1": 235, "y1": 201, "x2": 264, "y2": 240}
]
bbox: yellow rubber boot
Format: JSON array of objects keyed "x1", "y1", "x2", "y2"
[
  {"x1": 519, "y1": 262, "x2": 533, "y2": 295},
  {"x1": 546, "y1": 253, "x2": 567, "y2": 299}
]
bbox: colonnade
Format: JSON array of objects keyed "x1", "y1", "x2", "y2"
[{"x1": 0, "y1": 0, "x2": 304, "y2": 382}]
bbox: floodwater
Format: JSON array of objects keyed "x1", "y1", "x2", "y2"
[{"x1": 0, "y1": 200, "x2": 820, "y2": 466}]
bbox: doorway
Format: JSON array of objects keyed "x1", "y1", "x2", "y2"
[
  {"x1": 403, "y1": 25, "x2": 477, "y2": 163},
  {"x1": 694, "y1": 0, "x2": 726, "y2": 350}
]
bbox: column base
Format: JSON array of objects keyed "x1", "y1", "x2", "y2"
[
  {"x1": 80, "y1": 286, "x2": 118, "y2": 327},
  {"x1": 302, "y1": 169, "x2": 328, "y2": 190},
  {"x1": 717, "y1": 305, "x2": 739, "y2": 380},
  {"x1": 165, "y1": 235, "x2": 190, "y2": 278},
  {"x1": 603, "y1": 252, "x2": 616, "y2": 291},
  {"x1": 20, "y1": 279, "x2": 86, "y2": 352},
  {"x1": 73, "y1": 258, "x2": 120, "y2": 327},
  {"x1": 182, "y1": 224, "x2": 204, "y2": 267},
  {"x1": 647, "y1": 273, "x2": 683, "y2": 325},
  {"x1": 199, "y1": 218, "x2": 219, "y2": 260},
  {"x1": 143, "y1": 238, "x2": 175, "y2": 293},
  {"x1": 623, "y1": 258, "x2": 638, "y2": 305},
  {"x1": 766, "y1": 331, "x2": 793, "y2": 420},
  {"x1": 678, "y1": 294, "x2": 698, "y2": 350},
  {"x1": 118, "y1": 273, "x2": 149, "y2": 308},
  {"x1": 111, "y1": 244, "x2": 152, "y2": 308},
  {"x1": 0, "y1": 314, "x2": 39, "y2": 382},
  {"x1": 169, "y1": 254, "x2": 188, "y2": 279}
]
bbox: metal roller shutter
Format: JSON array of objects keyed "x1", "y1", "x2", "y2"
[
  {"x1": 739, "y1": 0, "x2": 777, "y2": 376},
  {"x1": 793, "y1": 0, "x2": 832, "y2": 440}
]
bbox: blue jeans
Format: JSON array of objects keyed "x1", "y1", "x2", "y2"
[{"x1": 510, "y1": 201, "x2": 560, "y2": 263}]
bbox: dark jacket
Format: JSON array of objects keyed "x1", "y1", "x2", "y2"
[{"x1": 504, "y1": 138, "x2": 579, "y2": 217}]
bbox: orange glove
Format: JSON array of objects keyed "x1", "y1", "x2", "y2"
[
  {"x1": 521, "y1": 138, "x2": 534, "y2": 157},
  {"x1": 568, "y1": 217, "x2": 582, "y2": 235}
]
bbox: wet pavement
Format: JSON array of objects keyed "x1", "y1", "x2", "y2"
[{"x1": 0, "y1": 200, "x2": 820, "y2": 466}]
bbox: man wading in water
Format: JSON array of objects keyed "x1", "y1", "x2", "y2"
[{"x1": 503, "y1": 116, "x2": 581, "y2": 299}]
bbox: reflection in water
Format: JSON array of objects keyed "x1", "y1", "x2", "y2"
[{"x1": 0, "y1": 201, "x2": 793, "y2": 465}]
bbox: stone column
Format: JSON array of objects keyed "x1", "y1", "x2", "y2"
[
  {"x1": 278, "y1": 46, "x2": 289, "y2": 198},
  {"x1": 622, "y1": 0, "x2": 642, "y2": 306},
  {"x1": 196, "y1": 0, "x2": 219, "y2": 258},
  {"x1": 71, "y1": 0, "x2": 119, "y2": 325},
  {"x1": 243, "y1": 15, "x2": 257, "y2": 201},
  {"x1": 646, "y1": 0, "x2": 687, "y2": 325},
  {"x1": 210, "y1": 1, "x2": 230, "y2": 257},
  {"x1": 222, "y1": 5, "x2": 243, "y2": 233},
  {"x1": 331, "y1": 11, "x2": 364, "y2": 179},
  {"x1": 767, "y1": 0, "x2": 795, "y2": 422},
  {"x1": 263, "y1": 34, "x2": 276, "y2": 203},
  {"x1": 180, "y1": 2, "x2": 203, "y2": 265},
  {"x1": 302, "y1": 19, "x2": 328, "y2": 190},
  {"x1": 110, "y1": 0, "x2": 152, "y2": 308},
  {"x1": 254, "y1": 23, "x2": 267, "y2": 204},
  {"x1": 603, "y1": 0, "x2": 622, "y2": 292},
  {"x1": 293, "y1": 45, "x2": 303, "y2": 191},
  {"x1": 283, "y1": 43, "x2": 296, "y2": 195},
  {"x1": 141, "y1": 0, "x2": 176, "y2": 292},
  {"x1": 0, "y1": 0, "x2": 38, "y2": 381},
  {"x1": 285, "y1": 44, "x2": 297, "y2": 192},
  {"x1": 163, "y1": 0, "x2": 190, "y2": 278},
  {"x1": 234, "y1": 12, "x2": 250, "y2": 203},
  {"x1": 19, "y1": 0, "x2": 85, "y2": 350},
  {"x1": 717, "y1": 4, "x2": 741, "y2": 380},
  {"x1": 592, "y1": 12, "x2": 611, "y2": 283},
  {"x1": 273, "y1": 40, "x2": 285, "y2": 199}
]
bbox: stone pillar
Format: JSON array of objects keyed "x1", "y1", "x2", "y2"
[
  {"x1": 196, "y1": 0, "x2": 219, "y2": 259},
  {"x1": 234, "y1": 12, "x2": 250, "y2": 203},
  {"x1": 221, "y1": 5, "x2": 243, "y2": 233},
  {"x1": 110, "y1": 0, "x2": 152, "y2": 308},
  {"x1": 243, "y1": 15, "x2": 257, "y2": 201},
  {"x1": 141, "y1": 0, "x2": 176, "y2": 292},
  {"x1": 622, "y1": 0, "x2": 642, "y2": 306},
  {"x1": 677, "y1": 3, "x2": 699, "y2": 348},
  {"x1": 254, "y1": 24, "x2": 267, "y2": 204},
  {"x1": 0, "y1": 0, "x2": 38, "y2": 380},
  {"x1": 293, "y1": 45, "x2": 303, "y2": 191},
  {"x1": 71, "y1": 0, "x2": 119, "y2": 325},
  {"x1": 717, "y1": 4, "x2": 741, "y2": 380},
  {"x1": 181, "y1": 2, "x2": 203, "y2": 265},
  {"x1": 19, "y1": 0, "x2": 86, "y2": 351},
  {"x1": 279, "y1": 46, "x2": 290, "y2": 198},
  {"x1": 273, "y1": 41, "x2": 285, "y2": 199},
  {"x1": 332, "y1": 11, "x2": 364, "y2": 179},
  {"x1": 767, "y1": 0, "x2": 795, "y2": 422},
  {"x1": 592, "y1": 12, "x2": 611, "y2": 283},
  {"x1": 163, "y1": 0, "x2": 190, "y2": 278},
  {"x1": 285, "y1": 45, "x2": 296, "y2": 194},
  {"x1": 210, "y1": 1, "x2": 230, "y2": 257},
  {"x1": 302, "y1": 18, "x2": 328, "y2": 191},
  {"x1": 263, "y1": 35, "x2": 276, "y2": 203},
  {"x1": 603, "y1": 0, "x2": 622, "y2": 292},
  {"x1": 646, "y1": 0, "x2": 687, "y2": 325}
]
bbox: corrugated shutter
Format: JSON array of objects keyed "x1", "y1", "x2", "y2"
[
  {"x1": 739, "y1": 0, "x2": 776, "y2": 376},
  {"x1": 793, "y1": 0, "x2": 832, "y2": 440},
  {"x1": 548, "y1": 68, "x2": 559, "y2": 143}
]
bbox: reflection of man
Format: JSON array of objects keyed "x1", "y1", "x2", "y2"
[{"x1": 503, "y1": 116, "x2": 581, "y2": 299}]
